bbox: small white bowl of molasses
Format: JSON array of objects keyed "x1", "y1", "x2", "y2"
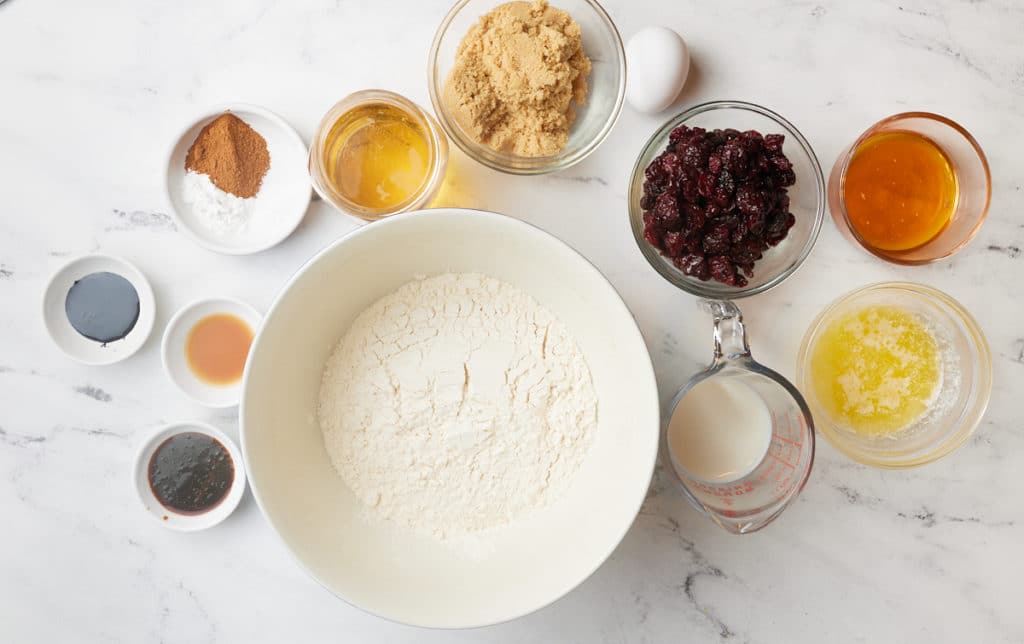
[{"x1": 134, "y1": 422, "x2": 246, "y2": 531}]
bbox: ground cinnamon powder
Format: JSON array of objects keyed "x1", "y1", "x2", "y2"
[
  {"x1": 443, "y1": 0, "x2": 591, "y2": 157},
  {"x1": 185, "y1": 113, "x2": 270, "y2": 198}
]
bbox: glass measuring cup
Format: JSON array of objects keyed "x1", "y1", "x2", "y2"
[{"x1": 664, "y1": 300, "x2": 815, "y2": 534}]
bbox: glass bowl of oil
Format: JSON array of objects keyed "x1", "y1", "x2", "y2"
[
  {"x1": 309, "y1": 90, "x2": 449, "y2": 221},
  {"x1": 796, "y1": 282, "x2": 991, "y2": 468},
  {"x1": 827, "y1": 112, "x2": 991, "y2": 264},
  {"x1": 428, "y1": 0, "x2": 626, "y2": 175}
]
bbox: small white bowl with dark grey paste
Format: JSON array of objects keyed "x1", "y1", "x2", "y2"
[
  {"x1": 42, "y1": 254, "x2": 156, "y2": 365},
  {"x1": 165, "y1": 104, "x2": 312, "y2": 255},
  {"x1": 134, "y1": 422, "x2": 246, "y2": 531}
]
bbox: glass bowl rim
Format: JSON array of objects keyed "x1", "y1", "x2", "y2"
[
  {"x1": 795, "y1": 280, "x2": 993, "y2": 468},
  {"x1": 831, "y1": 111, "x2": 992, "y2": 266},
  {"x1": 628, "y1": 99, "x2": 826, "y2": 299},
  {"x1": 426, "y1": 0, "x2": 627, "y2": 176}
]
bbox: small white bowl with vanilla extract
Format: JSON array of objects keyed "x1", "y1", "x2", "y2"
[{"x1": 161, "y1": 297, "x2": 261, "y2": 408}]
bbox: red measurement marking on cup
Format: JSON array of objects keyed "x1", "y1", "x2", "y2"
[
  {"x1": 773, "y1": 434, "x2": 802, "y2": 448},
  {"x1": 769, "y1": 452, "x2": 796, "y2": 469},
  {"x1": 690, "y1": 479, "x2": 755, "y2": 499}
]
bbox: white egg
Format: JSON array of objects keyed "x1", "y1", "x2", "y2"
[{"x1": 625, "y1": 27, "x2": 690, "y2": 114}]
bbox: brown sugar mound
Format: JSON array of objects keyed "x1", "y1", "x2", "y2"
[
  {"x1": 185, "y1": 113, "x2": 270, "y2": 198},
  {"x1": 443, "y1": 0, "x2": 592, "y2": 157}
]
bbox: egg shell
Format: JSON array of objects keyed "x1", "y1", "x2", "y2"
[{"x1": 625, "y1": 27, "x2": 690, "y2": 114}]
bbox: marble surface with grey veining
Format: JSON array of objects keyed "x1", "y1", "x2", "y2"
[{"x1": 1, "y1": 0, "x2": 1022, "y2": 641}]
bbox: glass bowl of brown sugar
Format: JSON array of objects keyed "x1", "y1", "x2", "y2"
[{"x1": 428, "y1": 0, "x2": 626, "y2": 175}]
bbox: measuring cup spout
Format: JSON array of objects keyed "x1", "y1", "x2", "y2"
[{"x1": 701, "y1": 299, "x2": 750, "y2": 362}]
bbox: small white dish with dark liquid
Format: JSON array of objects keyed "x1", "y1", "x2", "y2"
[
  {"x1": 133, "y1": 422, "x2": 246, "y2": 531},
  {"x1": 42, "y1": 254, "x2": 155, "y2": 365}
]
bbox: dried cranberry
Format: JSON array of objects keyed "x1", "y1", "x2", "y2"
[
  {"x1": 765, "y1": 213, "x2": 796, "y2": 246},
  {"x1": 684, "y1": 203, "x2": 706, "y2": 230},
  {"x1": 679, "y1": 140, "x2": 712, "y2": 170},
  {"x1": 719, "y1": 141, "x2": 749, "y2": 176},
  {"x1": 645, "y1": 163, "x2": 665, "y2": 185},
  {"x1": 731, "y1": 221, "x2": 748, "y2": 244},
  {"x1": 707, "y1": 152, "x2": 723, "y2": 174},
  {"x1": 683, "y1": 234, "x2": 704, "y2": 254},
  {"x1": 697, "y1": 171, "x2": 716, "y2": 198},
  {"x1": 716, "y1": 212, "x2": 742, "y2": 230},
  {"x1": 771, "y1": 154, "x2": 793, "y2": 172},
  {"x1": 741, "y1": 130, "x2": 764, "y2": 153},
  {"x1": 708, "y1": 254, "x2": 747, "y2": 287},
  {"x1": 680, "y1": 175, "x2": 701, "y2": 203},
  {"x1": 653, "y1": 191, "x2": 679, "y2": 217},
  {"x1": 766, "y1": 230, "x2": 787, "y2": 246},
  {"x1": 702, "y1": 224, "x2": 731, "y2": 254},
  {"x1": 675, "y1": 253, "x2": 710, "y2": 281},
  {"x1": 735, "y1": 184, "x2": 765, "y2": 217},
  {"x1": 744, "y1": 211, "x2": 766, "y2": 236},
  {"x1": 712, "y1": 172, "x2": 735, "y2": 207},
  {"x1": 663, "y1": 230, "x2": 687, "y2": 256},
  {"x1": 669, "y1": 125, "x2": 691, "y2": 145},
  {"x1": 640, "y1": 126, "x2": 798, "y2": 287},
  {"x1": 731, "y1": 237, "x2": 764, "y2": 264},
  {"x1": 766, "y1": 210, "x2": 789, "y2": 234},
  {"x1": 776, "y1": 192, "x2": 790, "y2": 213},
  {"x1": 778, "y1": 168, "x2": 796, "y2": 187}
]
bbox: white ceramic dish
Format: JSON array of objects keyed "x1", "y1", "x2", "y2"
[
  {"x1": 133, "y1": 422, "x2": 246, "y2": 531},
  {"x1": 161, "y1": 297, "x2": 261, "y2": 408},
  {"x1": 241, "y1": 209, "x2": 659, "y2": 628},
  {"x1": 42, "y1": 254, "x2": 155, "y2": 366},
  {"x1": 166, "y1": 104, "x2": 312, "y2": 255}
]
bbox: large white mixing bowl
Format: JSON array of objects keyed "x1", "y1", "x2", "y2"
[{"x1": 241, "y1": 209, "x2": 659, "y2": 628}]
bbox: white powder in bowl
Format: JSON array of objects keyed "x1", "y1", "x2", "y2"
[
  {"x1": 317, "y1": 273, "x2": 598, "y2": 539},
  {"x1": 181, "y1": 170, "x2": 255, "y2": 236}
]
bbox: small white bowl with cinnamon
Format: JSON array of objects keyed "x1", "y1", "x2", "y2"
[{"x1": 165, "y1": 104, "x2": 312, "y2": 255}]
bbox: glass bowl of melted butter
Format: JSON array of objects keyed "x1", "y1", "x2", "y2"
[
  {"x1": 797, "y1": 282, "x2": 991, "y2": 468},
  {"x1": 310, "y1": 90, "x2": 449, "y2": 221}
]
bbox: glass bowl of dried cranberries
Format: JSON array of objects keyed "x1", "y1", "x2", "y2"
[{"x1": 629, "y1": 100, "x2": 825, "y2": 298}]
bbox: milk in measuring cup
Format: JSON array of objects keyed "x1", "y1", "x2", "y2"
[{"x1": 667, "y1": 378, "x2": 772, "y2": 483}]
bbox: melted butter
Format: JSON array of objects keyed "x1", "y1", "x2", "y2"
[{"x1": 810, "y1": 305, "x2": 942, "y2": 436}]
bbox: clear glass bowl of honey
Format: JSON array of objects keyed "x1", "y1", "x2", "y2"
[
  {"x1": 797, "y1": 282, "x2": 992, "y2": 468},
  {"x1": 309, "y1": 90, "x2": 449, "y2": 221},
  {"x1": 828, "y1": 113, "x2": 990, "y2": 264}
]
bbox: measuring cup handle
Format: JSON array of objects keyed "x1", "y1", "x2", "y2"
[{"x1": 701, "y1": 299, "x2": 751, "y2": 361}]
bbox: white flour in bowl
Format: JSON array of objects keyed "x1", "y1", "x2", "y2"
[{"x1": 317, "y1": 273, "x2": 597, "y2": 539}]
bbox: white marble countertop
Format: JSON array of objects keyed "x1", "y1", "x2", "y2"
[{"x1": 2, "y1": 0, "x2": 1022, "y2": 641}]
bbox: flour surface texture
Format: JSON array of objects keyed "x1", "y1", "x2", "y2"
[{"x1": 317, "y1": 273, "x2": 598, "y2": 539}]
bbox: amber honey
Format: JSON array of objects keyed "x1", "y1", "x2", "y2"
[
  {"x1": 321, "y1": 102, "x2": 430, "y2": 211},
  {"x1": 186, "y1": 313, "x2": 254, "y2": 385},
  {"x1": 843, "y1": 131, "x2": 958, "y2": 251}
]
